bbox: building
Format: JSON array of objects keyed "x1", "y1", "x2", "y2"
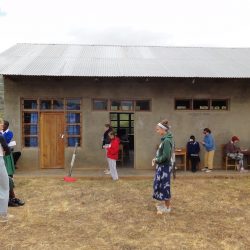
[{"x1": 0, "y1": 43, "x2": 250, "y2": 171}]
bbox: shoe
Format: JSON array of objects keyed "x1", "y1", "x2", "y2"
[
  {"x1": 104, "y1": 171, "x2": 110, "y2": 175},
  {"x1": 13, "y1": 198, "x2": 25, "y2": 206},
  {"x1": 8, "y1": 199, "x2": 19, "y2": 207},
  {"x1": 0, "y1": 214, "x2": 13, "y2": 223},
  {"x1": 240, "y1": 168, "x2": 248, "y2": 172},
  {"x1": 201, "y1": 167, "x2": 208, "y2": 171},
  {"x1": 157, "y1": 205, "x2": 171, "y2": 214},
  {"x1": 205, "y1": 169, "x2": 212, "y2": 173}
]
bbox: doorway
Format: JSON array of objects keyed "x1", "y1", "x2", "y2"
[
  {"x1": 40, "y1": 112, "x2": 65, "y2": 168},
  {"x1": 110, "y1": 112, "x2": 134, "y2": 168}
]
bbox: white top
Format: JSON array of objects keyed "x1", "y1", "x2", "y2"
[{"x1": 0, "y1": 144, "x2": 3, "y2": 157}]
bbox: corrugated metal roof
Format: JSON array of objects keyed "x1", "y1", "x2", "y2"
[{"x1": 1, "y1": 43, "x2": 250, "y2": 78}]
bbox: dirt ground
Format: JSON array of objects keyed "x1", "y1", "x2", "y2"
[{"x1": 0, "y1": 176, "x2": 250, "y2": 250}]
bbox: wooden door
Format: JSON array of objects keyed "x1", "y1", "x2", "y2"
[{"x1": 40, "y1": 113, "x2": 65, "y2": 168}]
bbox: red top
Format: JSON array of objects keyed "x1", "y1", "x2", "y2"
[{"x1": 107, "y1": 137, "x2": 120, "y2": 160}]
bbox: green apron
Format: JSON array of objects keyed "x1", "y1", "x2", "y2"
[{"x1": 4, "y1": 153, "x2": 15, "y2": 176}]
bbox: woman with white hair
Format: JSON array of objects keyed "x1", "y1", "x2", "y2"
[
  {"x1": 152, "y1": 119, "x2": 173, "y2": 214},
  {"x1": 0, "y1": 118, "x2": 11, "y2": 223}
]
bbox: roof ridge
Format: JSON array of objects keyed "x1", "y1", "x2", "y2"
[{"x1": 16, "y1": 43, "x2": 250, "y2": 50}]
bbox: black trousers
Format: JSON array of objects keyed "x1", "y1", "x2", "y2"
[
  {"x1": 12, "y1": 151, "x2": 21, "y2": 165},
  {"x1": 189, "y1": 156, "x2": 200, "y2": 172}
]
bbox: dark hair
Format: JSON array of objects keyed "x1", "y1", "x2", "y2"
[
  {"x1": 190, "y1": 135, "x2": 195, "y2": 141},
  {"x1": 160, "y1": 119, "x2": 169, "y2": 130},
  {"x1": 203, "y1": 128, "x2": 211, "y2": 133},
  {"x1": 105, "y1": 124, "x2": 112, "y2": 129},
  {"x1": 108, "y1": 131, "x2": 115, "y2": 137},
  {"x1": 4, "y1": 120, "x2": 9, "y2": 128}
]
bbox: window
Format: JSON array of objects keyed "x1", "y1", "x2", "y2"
[
  {"x1": 193, "y1": 99, "x2": 209, "y2": 110},
  {"x1": 23, "y1": 112, "x2": 39, "y2": 147},
  {"x1": 121, "y1": 100, "x2": 133, "y2": 111},
  {"x1": 175, "y1": 99, "x2": 191, "y2": 110},
  {"x1": 175, "y1": 98, "x2": 229, "y2": 111},
  {"x1": 110, "y1": 100, "x2": 121, "y2": 111},
  {"x1": 135, "y1": 100, "x2": 151, "y2": 111},
  {"x1": 211, "y1": 99, "x2": 229, "y2": 110},
  {"x1": 110, "y1": 113, "x2": 134, "y2": 136},
  {"x1": 96, "y1": 99, "x2": 151, "y2": 112},
  {"x1": 92, "y1": 99, "x2": 108, "y2": 111},
  {"x1": 22, "y1": 98, "x2": 82, "y2": 147}
]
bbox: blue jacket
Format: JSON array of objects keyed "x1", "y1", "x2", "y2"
[
  {"x1": 203, "y1": 134, "x2": 215, "y2": 151},
  {"x1": 187, "y1": 141, "x2": 200, "y2": 156},
  {"x1": 2, "y1": 129, "x2": 13, "y2": 144}
]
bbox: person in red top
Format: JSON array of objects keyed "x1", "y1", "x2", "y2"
[{"x1": 104, "y1": 131, "x2": 120, "y2": 180}]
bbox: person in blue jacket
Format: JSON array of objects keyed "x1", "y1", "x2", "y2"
[
  {"x1": 186, "y1": 135, "x2": 200, "y2": 172},
  {"x1": 201, "y1": 128, "x2": 215, "y2": 173}
]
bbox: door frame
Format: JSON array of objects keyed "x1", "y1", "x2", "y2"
[{"x1": 109, "y1": 112, "x2": 135, "y2": 168}]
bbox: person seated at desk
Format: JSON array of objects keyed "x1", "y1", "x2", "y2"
[
  {"x1": 224, "y1": 136, "x2": 247, "y2": 172},
  {"x1": 186, "y1": 135, "x2": 200, "y2": 172}
]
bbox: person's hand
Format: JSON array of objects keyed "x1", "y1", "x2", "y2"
[{"x1": 152, "y1": 158, "x2": 155, "y2": 166}]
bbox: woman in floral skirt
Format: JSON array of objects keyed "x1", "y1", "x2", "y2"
[{"x1": 152, "y1": 119, "x2": 173, "y2": 214}]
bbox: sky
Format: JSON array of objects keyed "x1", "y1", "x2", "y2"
[{"x1": 0, "y1": 0, "x2": 250, "y2": 53}]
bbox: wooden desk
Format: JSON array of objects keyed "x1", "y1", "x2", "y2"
[{"x1": 175, "y1": 148, "x2": 187, "y2": 171}]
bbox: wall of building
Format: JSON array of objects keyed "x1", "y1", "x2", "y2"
[
  {"x1": 0, "y1": 75, "x2": 4, "y2": 116},
  {"x1": 4, "y1": 76, "x2": 250, "y2": 170}
]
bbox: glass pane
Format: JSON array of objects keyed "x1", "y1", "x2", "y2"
[
  {"x1": 211, "y1": 100, "x2": 228, "y2": 110},
  {"x1": 110, "y1": 113, "x2": 118, "y2": 120},
  {"x1": 121, "y1": 101, "x2": 133, "y2": 111},
  {"x1": 68, "y1": 137, "x2": 80, "y2": 147},
  {"x1": 24, "y1": 112, "x2": 38, "y2": 123},
  {"x1": 193, "y1": 100, "x2": 209, "y2": 110},
  {"x1": 40, "y1": 100, "x2": 52, "y2": 110},
  {"x1": 111, "y1": 100, "x2": 120, "y2": 111},
  {"x1": 23, "y1": 100, "x2": 37, "y2": 109},
  {"x1": 24, "y1": 137, "x2": 38, "y2": 147},
  {"x1": 175, "y1": 100, "x2": 191, "y2": 110},
  {"x1": 67, "y1": 125, "x2": 80, "y2": 135},
  {"x1": 120, "y1": 121, "x2": 129, "y2": 127},
  {"x1": 67, "y1": 113, "x2": 81, "y2": 123},
  {"x1": 120, "y1": 114, "x2": 129, "y2": 120},
  {"x1": 131, "y1": 114, "x2": 134, "y2": 120},
  {"x1": 135, "y1": 100, "x2": 150, "y2": 111},
  {"x1": 131, "y1": 121, "x2": 134, "y2": 127},
  {"x1": 24, "y1": 125, "x2": 38, "y2": 135},
  {"x1": 93, "y1": 100, "x2": 107, "y2": 110},
  {"x1": 67, "y1": 99, "x2": 81, "y2": 110},
  {"x1": 111, "y1": 121, "x2": 118, "y2": 127},
  {"x1": 53, "y1": 99, "x2": 64, "y2": 110}
]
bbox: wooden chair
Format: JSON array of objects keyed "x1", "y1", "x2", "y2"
[
  {"x1": 222, "y1": 144, "x2": 237, "y2": 171},
  {"x1": 117, "y1": 144, "x2": 124, "y2": 166}
]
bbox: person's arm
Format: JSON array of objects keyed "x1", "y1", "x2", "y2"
[
  {"x1": 0, "y1": 135, "x2": 10, "y2": 155},
  {"x1": 155, "y1": 140, "x2": 171, "y2": 164},
  {"x1": 197, "y1": 142, "x2": 200, "y2": 153},
  {"x1": 3, "y1": 131, "x2": 13, "y2": 144}
]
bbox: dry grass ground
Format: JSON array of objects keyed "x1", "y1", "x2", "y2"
[{"x1": 0, "y1": 176, "x2": 250, "y2": 250}]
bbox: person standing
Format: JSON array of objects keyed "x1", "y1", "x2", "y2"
[
  {"x1": 2, "y1": 120, "x2": 21, "y2": 167},
  {"x1": 1, "y1": 120, "x2": 25, "y2": 207},
  {"x1": 187, "y1": 135, "x2": 200, "y2": 172},
  {"x1": 105, "y1": 131, "x2": 120, "y2": 180},
  {"x1": 102, "y1": 124, "x2": 113, "y2": 175},
  {"x1": 152, "y1": 119, "x2": 173, "y2": 214},
  {"x1": 201, "y1": 128, "x2": 215, "y2": 173},
  {"x1": 0, "y1": 118, "x2": 11, "y2": 223}
]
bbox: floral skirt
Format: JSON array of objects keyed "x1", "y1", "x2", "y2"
[{"x1": 153, "y1": 164, "x2": 171, "y2": 201}]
